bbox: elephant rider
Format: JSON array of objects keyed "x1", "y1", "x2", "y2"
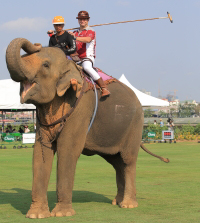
[
  {"x1": 68, "y1": 11, "x2": 111, "y2": 98},
  {"x1": 48, "y1": 16, "x2": 76, "y2": 59}
]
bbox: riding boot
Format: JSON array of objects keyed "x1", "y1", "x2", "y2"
[{"x1": 95, "y1": 77, "x2": 111, "y2": 97}]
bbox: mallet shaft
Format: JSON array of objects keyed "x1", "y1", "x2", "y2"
[{"x1": 64, "y1": 12, "x2": 173, "y2": 31}]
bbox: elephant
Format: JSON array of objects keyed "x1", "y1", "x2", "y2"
[{"x1": 6, "y1": 38, "x2": 168, "y2": 219}]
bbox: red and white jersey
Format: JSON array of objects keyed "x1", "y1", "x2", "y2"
[{"x1": 73, "y1": 26, "x2": 96, "y2": 59}]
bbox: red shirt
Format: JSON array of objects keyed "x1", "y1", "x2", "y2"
[{"x1": 73, "y1": 26, "x2": 96, "y2": 58}]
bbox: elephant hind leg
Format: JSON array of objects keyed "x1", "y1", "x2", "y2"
[
  {"x1": 101, "y1": 153, "x2": 138, "y2": 208},
  {"x1": 100, "y1": 153, "x2": 125, "y2": 205},
  {"x1": 119, "y1": 160, "x2": 138, "y2": 208},
  {"x1": 117, "y1": 116, "x2": 142, "y2": 208}
]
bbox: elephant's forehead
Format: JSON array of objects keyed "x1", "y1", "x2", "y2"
[
  {"x1": 22, "y1": 54, "x2": 42, "y2": 67},
  {"x1": 45, "y1": 47, "x2": 66, "y2": 58}
]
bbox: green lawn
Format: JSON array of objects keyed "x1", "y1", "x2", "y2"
[{"x1": 0, "y1": 142, "x2": 199, "y2": 223}]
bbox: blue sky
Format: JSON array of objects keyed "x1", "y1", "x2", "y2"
[{"x1": 0, "y1": 0, "x2": 200, "y2": 101}]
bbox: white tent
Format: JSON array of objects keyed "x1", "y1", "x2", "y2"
[
  {"x1": 119, "y1": 74, "x2": 169, "y2": 107},
  {"x1": 0, "y1": 76, "x2": 168, "y2": 110},
  {"x1": 0, "y1": 79, "x2": 35, "y2": 110}
]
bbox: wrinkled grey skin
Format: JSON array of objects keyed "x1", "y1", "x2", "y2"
[{"x1": 6, "y1": 38, "x2": 144, "y2": 219}]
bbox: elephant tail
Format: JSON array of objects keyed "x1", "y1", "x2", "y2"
[{"x1": 140, "y1": 143, "x2": 170, "y2": 163}]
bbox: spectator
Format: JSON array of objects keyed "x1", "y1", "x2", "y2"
[
  {"x1": 2, "y1": 121, "x2": 5, "y2": 132},
  {"x1": 18, "y1": 126, "x2": 24, "y2": 134},
  {"x1": 24, "y1": 126, "x2": 30, "y2": 133},
  {"x1": 167, "y1": 119, "x2": 174, "y2": 131},
  {"x1": 154, "y1": 120, "x2": 157, "y2": 125},
  {"x1": 7, "y1": 124, "x2": 13, "y2": 133},
  {"x1": 160, "y1": 119, "x2": 164, "y2": 127}
]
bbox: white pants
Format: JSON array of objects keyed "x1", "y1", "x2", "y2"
[{"x1": 81, "y1": 57, "x2": 100, "y2": 81}]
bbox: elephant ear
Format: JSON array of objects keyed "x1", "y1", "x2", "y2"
[{"x1": 56, "y1": 63, "x2": 83, "y2": 97}]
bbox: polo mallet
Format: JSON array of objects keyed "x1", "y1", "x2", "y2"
[
  {"x1": 47, "y1": 12, "x2": 173, "y2": 34},
  {"x1": 65, "y1": 11, "x2": 173, "y2": 31}
]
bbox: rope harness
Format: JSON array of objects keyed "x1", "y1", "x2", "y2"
[
  {"x1": 37, "y1": 73, "x2": 87, "y2": 149},
  {"x1": 36, "y1": 71, "x2": 99, "y2": 153}
]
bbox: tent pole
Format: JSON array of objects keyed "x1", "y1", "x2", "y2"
[
  {"x1": 32, "y1": 110, "x2": 34, "y2": 124},
  {"x1": 4, "y1": 111, "x2": 6, "y2": 132},
  {"x1": 2, "y1": 111, "x2": 4, "y2": 133}
]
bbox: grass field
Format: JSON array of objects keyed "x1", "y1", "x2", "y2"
[{"x1": 0, "y1": 142, "x2": 200, "y2": 223}]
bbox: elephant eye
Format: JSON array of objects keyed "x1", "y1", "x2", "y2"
[{"x1": 43, "y1": 62, "x2": 50, "y2": 68}]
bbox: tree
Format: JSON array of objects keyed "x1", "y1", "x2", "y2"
[
  {"x1": 178, "y1": 103, "x2": 196, "y2": 117},
  {"x1": 158, "y1": 110, "x2": 168, "y2": 118},
  {"x1": 144, "y1": 109, "x2": 154, "y2": 118},
  {"x1": 169, "y1": 108, "x2": 178, "y2": 118},
  {"x1": 194, "y1": 104, "x2": 200, "y2": 116}
]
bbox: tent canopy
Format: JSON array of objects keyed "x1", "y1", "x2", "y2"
[
  {"x1": 0, "y1": 79, "x2": 35, "y2": 111},
  {"x1": 0, "y1": 76, "x2": 168, "y2": 111},
  {"x1": 119, "y1": 74, "x2": 169, "y2": 107}
]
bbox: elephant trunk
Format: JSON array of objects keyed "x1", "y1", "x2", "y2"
[{"x1": 6, "y1": 38, "x2": 42, "y2": 82}]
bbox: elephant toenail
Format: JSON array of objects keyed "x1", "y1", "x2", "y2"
[
  {"x1": 56, "y1": 212, "x2": 63, "y2": 217},
  {"x1": 38, "y1": 214, "x2": 45, "y2": 218},
  {"x1": 29, "y1": 214, "x2": 37, "y2": 218}
]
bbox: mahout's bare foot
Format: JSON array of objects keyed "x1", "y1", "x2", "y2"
[
  {"x1": 50, "y1": 203, "x2": 76, "y2": 217},
  {"x1": 112, "y1": 194, "x2": 123, "y2": 205},
  {"x1": 112, "y1": 198, "x2": 117, "y2": 205},
  {"x1": 26, "y1": 202, "x2": 50, "y2": 219}
]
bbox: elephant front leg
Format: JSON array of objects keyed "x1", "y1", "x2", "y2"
[
  {"x1": 26, "y1": 139, "x2": 55, "y2": 219},
  {"x1": 50, "y1": 117, "x2": 90, "y2": 217},
  {"x1": 50, "y1": 145, "x2": 79, "y2": 217}
]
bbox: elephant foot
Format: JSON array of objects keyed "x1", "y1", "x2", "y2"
[
  {"x1": 26, "y1": 202, "x2": 50, "y2": 219},
  {"x1": 119, "y1": 199, "x2": 138, "y2": 208},
  {"x1": 51, "y1": 203, "x2": 76, "y2": 217}
]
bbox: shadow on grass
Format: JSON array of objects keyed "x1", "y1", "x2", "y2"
[{"x1": 0, "y1": 188, "x2": 112, "y2": 215}]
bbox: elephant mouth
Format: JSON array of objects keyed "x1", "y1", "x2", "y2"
[{"x1": 21, "y1": 80, "x2": 36, "y2": 102}]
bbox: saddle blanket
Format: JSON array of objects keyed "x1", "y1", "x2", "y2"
[
  {"x1": 84, "y1": 67, "x2": 113, "y2": 82},
  {"x1": 83, "y1": 68, "x2": 117, "y2": 92}
]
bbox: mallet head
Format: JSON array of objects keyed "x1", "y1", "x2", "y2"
[{"x1": 167, "y1": 12, "x2": 173, "y2": 23}]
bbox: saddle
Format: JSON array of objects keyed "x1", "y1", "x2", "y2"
[{"x1": 81, "y1": 67, "x2": 117, "y2": 93}]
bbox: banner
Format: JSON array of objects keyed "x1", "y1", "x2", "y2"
[
  {"x1": 2, "y1": 133, "x2": 21, "y2": 142},
  {"x1": 3, "y1": 135, "x2": 15, "y2": 142},
  {"x1": 148, "y1": 132, "x2": 156, "y2": 138},
  {"x1": 22, "y1": 133, "x2": 36, "y2": 144}
]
